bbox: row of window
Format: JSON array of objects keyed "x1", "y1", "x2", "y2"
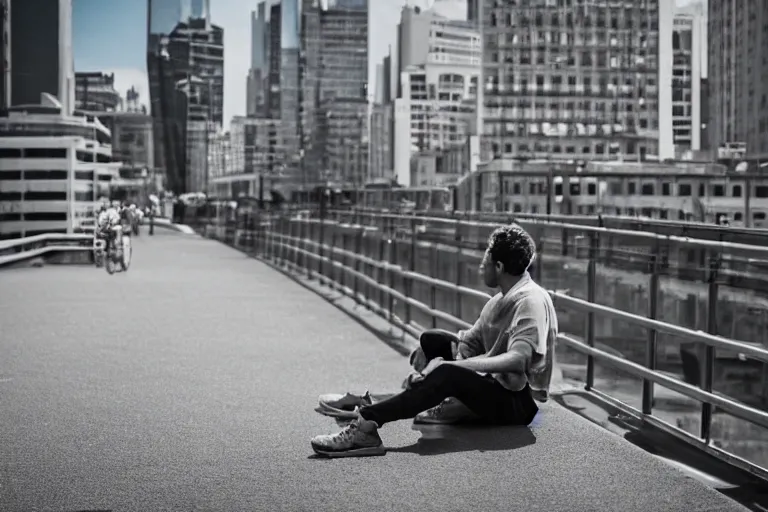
[
  {"x1": 0, "y1": 170, "x2": 105, "y2": 181},
  {"x1": 0, "y1": 148, "x2": 113, "y2": 163},
  {"x1": 0, "y1": 191, "x2": 94, "y2": 201},
  {"x1": 487, "y1": 140, "x2": 651, "y2": 157},
  {"x1": 498, "y1": 180, "x2": 768, "y2": 199},
  {"x1": 0, "y1": 212, "x2": 68, "y2": 222},
  {"x1": 487, "y1": 7, "x2": 659, "y2": 31}
]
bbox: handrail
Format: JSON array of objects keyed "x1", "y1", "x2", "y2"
[
  {"x1": 209, "y1": 215, "x2": 768, "y2": 481},
  {"x1": 331, "y1": 210, "x2": 768, "y2": 259},
  {"x1": 0, "y1": 233, "x2": 92, "y2": 251},
  {"x1": 0, "y1": 233, "x2": 93, "y2": 266}
]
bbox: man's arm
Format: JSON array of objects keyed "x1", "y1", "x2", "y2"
[
  {"x1": 456, "y1": 318, "x2": 485, "y2": 359},
  {"x1": 449, "y1": 296, "x2": 547, "y2": 373},
  {"x1": 449, "y1": 341, "x2": 532, "y2": 374}
]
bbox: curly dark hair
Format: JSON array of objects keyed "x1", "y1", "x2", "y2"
[{"x1": 486, "y1": 223, "x2": 536, "y2": 276}]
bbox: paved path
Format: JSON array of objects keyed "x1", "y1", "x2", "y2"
[{"x1": 0, "y1": 232, "x2": 750, "y2": 512}]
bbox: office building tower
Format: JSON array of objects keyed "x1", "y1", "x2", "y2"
[
  {"x1": 146, "y1": 0, "x2": 223, "y2": 194},
  {"x1": 301, "y1": 0, "x2": 369, "y2": 186},
  {"x1": 1, "y1": 0, "x2": 9, "y2": 109},
  {"x1": 8, "y1": 0, "x2": 74, "y2": 113},
  {"x1": 479, "y1": 0, "x2": 674, "y2": 163},
  {"x1": 708, "y1": 0, "x2": 768, "y2": 158},
  {"x1": 247, "y1": 3, "x2": 269, "y2": 117},
  {"x1": 670, "y1": 2, "x2": 706, "y2": 154},
  {"x1": 393, "y1": 6, "x2": 480, "y2": 186}
]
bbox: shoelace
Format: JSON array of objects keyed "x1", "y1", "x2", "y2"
[
  {"x1": 337, "y1": 422, "x2": 359, "y2": 442},
  {"x1": 428, "y1": 401, "x2": 447, "y2": 417}
]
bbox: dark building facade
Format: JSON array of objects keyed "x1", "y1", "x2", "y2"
[
  {"x1": 267, "y1": 3, "x2": 282, "y2": 119},
  {"x1": 1, "y1": 0, "x2": 9, "y2": 109},
  {"x1": 9, "y1": 0, "x2": 60, "y2": 107},
  {"x1": 146, "y1": 0, "x2": 223, "y2": 194},
  {"x1": 708, "y1": 0, "x2": 768, "y2": 157}
]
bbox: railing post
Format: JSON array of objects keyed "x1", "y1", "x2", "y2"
[
  {"x1": 405, "y1": 217, "x2": 417, "y2": 326},
  {"x1": 585, "y1": 230, "x2": 598, "y2": 391},
  {"x1": 318, "y1": 215, "x2": 326, "y2": 278},
  {"x1": 430, "y1": 243, "x2": 438, "y2": 329},
  {"x1": 339, "y1": 227, "x2": 347, "y2": 291},
  {"x1": 303, "y1": 220, "x2": 311, "y2": 279},
  {"x1": 388, "y1": 237, "x2": 397, "y2": 324},
  {"x1": 642, "y1": 250, "x2": 660, "y2": 415},
  {"x1": 701, "y1": 254, "x2": 720, "y2": 442},
  {"x1": 454, "y1": 219, "x2": 463, "y2": 321},
  {"x1": 378, "y1": 233, "x2": 386, "y2": 310},
  {"x1": 329, "y1": 223, "x2": 338, "y2": 293},
  {"x1": 353, "y1": 227, "x2": 363, "y2": 304}
]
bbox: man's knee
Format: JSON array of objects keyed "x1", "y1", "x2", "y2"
[
  {"x1": 419, "y1": 329, "x2": 457, "y2": 352},
  {"x1": 425, "y1": 362, "x2": 463, "y2": 384}
]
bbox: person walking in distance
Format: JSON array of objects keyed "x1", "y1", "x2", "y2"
[{"x1": 311, "y1": 223, "x2": 558, "y2": 457}]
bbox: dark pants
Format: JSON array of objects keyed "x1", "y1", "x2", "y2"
[{"x1": 359, "y1": 329, "x2": 539, "y2": 427}]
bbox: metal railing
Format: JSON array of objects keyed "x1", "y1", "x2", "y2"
[
  {"x1": 204, "y1": 210, "x2": 768, "y2": 481},
  {"x1": 0, "y1": 233, "x2": 94, "y2": 267},
  {"x1": 328, "y1": 209, "x2": 768, "y2": 295},
  {"x1": 376, "y1": 207, "x2": 768, "y2": 247}
]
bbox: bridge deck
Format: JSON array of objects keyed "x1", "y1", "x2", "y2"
[{"x1": 0, "y1": 233, "x2": 750, "y2": 511}]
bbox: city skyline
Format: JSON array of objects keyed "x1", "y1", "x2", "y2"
[
  {"x1": 73, "y1": 0, "x2": 411, "y2": 128},
  {"x1": 73, "y1": 0, "x2": 701, "y2": 129}
]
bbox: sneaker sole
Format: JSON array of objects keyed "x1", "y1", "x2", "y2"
[
  {"x1": 311, "y1": 445, "x2": 386, "y2": 458},
  {"x1": 317, "y1": 393, "x2": 394, "y2": 417},
  {"x1": 314, "y1": 406, "x2": 359, "y2": 420}
]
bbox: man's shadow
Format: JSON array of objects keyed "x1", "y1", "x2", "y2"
[
  {"x1": 389, "y1": 424, "x2": 537, "y2": 455},
  {"x1": 309, "y1": 412, "x2": 539, "y2": 457}
]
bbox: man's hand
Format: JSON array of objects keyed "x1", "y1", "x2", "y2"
[
  {"x1": 422, "y1": 357, "x2": 445, "y2": 377},
  {"x1": 410, "y1": 347, "x2": 428, "y2": 372}
]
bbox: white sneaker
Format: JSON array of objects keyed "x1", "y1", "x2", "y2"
[{"x1": 311, "y1": 415, "x2": 386, "y2": 457}]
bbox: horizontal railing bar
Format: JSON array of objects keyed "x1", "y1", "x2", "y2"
[
  {"x1": 559, "y1": 334, "x2": 768, "y2": 429},
  {"x1": 553, "y1": 292, "x2": 768, "y2": 363},
  {"x1": 331, "y1": 210, "x2": 768, "y2": 259},
  {"x1": 270, "y1": 235, "x2": 472, "y2": 331},
  {"x1": 587, "y1": 387, "x2": 768, "y2": 482},
  {"x1": 0, "y1": 233, "x2": 93, "y2": 251}
]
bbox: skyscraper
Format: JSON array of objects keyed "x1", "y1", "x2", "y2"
[
  {"x1": 671, "y1": 2, "x2": 706, "y2": 154},
  {"x1": 8, "y1": 0, "x2": 74, "y2": 112},
  {"x1": 247, "y1": 3, "x2": 269, "y2": 117},
  {"x1": 393, "y1": 6, "x2": 480, "y2": 186},
  {"x1": 146, "y1": 0, "x2": 223, "y2": 194},
  {"x1": 301, "y1": 0, "x2": 369, "y2": 186},
  {"x1": 708, "y1": 0, "x2": 768, "y2": 158},
  {"x1": 479, "y1": 0, "x2": 674, "y2": 163},
  {"x1": 1, "y1": 0, "x2": 9, "y2": 109}
]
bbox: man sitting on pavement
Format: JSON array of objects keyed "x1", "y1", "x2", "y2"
[{"x1": 311, "y1": 223, "x2": 558, "y2": 457}]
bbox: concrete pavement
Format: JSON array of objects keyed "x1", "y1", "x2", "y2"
[{"x1": 0, "y1": 232, "x2": 750, "y2": 511}]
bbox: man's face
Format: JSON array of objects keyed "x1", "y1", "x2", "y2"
[{"x1": 480, "y1": 249, "x2": 500, "y2": 288}]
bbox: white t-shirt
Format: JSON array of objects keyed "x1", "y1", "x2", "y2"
[{"x1": 457, "y1": 272, "x2": 558, "y2": 395}]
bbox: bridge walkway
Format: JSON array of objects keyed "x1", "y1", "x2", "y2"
[{"x1": 0, "y1": 233, "x2": 753, "y2": 511}]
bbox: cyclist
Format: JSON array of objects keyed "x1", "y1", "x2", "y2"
[{"x1": 97, "y1": 200, "x2": 122, "y2": 253}]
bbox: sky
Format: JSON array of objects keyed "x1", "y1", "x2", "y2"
[{"x1": 72, "y1": 0, "x2": 702, "y2": 128}]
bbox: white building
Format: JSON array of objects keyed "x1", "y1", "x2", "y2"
[
  {"x1": 671, "y1": 2, "x2": 707, "y2": 154},
  {"x1": 0, "y1": 94, "x2": 119, "y2": 239},
  {"x1": 393, "y1": 6, "x2": 480, "y2": 186}
]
